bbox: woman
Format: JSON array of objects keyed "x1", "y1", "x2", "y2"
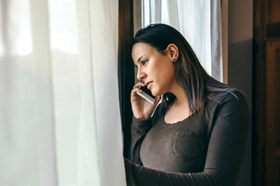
[{"x1": 124, "y1": 24, "x2": 250, "y2": 186}]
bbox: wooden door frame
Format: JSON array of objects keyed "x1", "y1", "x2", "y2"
[
  {"x1": 253, "y1": 0, "x2": 265, "y2": 185},
  {"x1": 118, "y1": 0, "x2": 134, "y2": 157},
  {"x1": 265, "y1": 39, "x2": 280, "y2": 186},
  {"x1": 253, "y1": 0, "x2": 280, "y2": 185}
]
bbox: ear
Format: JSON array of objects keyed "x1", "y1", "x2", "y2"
[{"x1": 166, "y1": 44, "x2": 179, "y2": 62}]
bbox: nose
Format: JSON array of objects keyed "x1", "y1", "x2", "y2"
[{"x1": 136, "y1": 68, "x2": 146, "y2": 82}]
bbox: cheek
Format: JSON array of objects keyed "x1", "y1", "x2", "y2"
[
  {"x1": 158, "y1": 64, "x2": 175, "y2": 82},
  {"x1": 153, "y1": 72, "x2": 174, "y2": 95},
  {"x1": 149, "y1": 56, "x2": 175, "y2": 87}
]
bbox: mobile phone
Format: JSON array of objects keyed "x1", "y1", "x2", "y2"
[{"x1": 136, "y1": 86, "x2": 156, "y2": 104}]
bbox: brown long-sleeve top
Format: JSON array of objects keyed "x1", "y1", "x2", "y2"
[{"x1": 124, "y1": 91, "x2": 250, "y2": 186}]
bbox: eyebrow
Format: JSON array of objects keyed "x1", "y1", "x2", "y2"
[{"x1": 137, "y1": 55, "x2": 145, "y2": 63}]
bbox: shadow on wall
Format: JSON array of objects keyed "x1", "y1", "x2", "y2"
[{"x1": 228, "y1": 38, "x2": 253, "y2": 186}]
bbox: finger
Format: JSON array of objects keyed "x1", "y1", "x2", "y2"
[
  {"x1": 131, "y1": 87, "x2": 142, "y2": 96},
  {"x1": 133, "y1": 81, "x2": 145, "y2": 89}
]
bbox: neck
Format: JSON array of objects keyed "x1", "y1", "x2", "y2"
[{"x1": 170, "y1": 84, "x2": 189, "y2": 107}]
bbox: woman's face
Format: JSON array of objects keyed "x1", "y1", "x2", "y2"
[{"x1": 132, "y1": 42, "x2": 177, "y2": 97}]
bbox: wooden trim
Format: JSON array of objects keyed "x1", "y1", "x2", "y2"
[
  {"x1": 252, "y1": 0, "x2": 266, "y2": 186},
  {"x1": 253, "y1": 0, "x2": 280, "y2": 185},
  {"x1": 275, "y1": 149, "x2": 280, "y2": 157},
  {"x1": 118, "y1": 0, "x2": 134, "y2": 157},
  {"x1": 265, "y1": 41, "x2": 276, "y2": 186},
  {"x1": 266, "y1": 38, "x2": 280, "y2": 41},
  {"x1": 222, "y1": 0, "x2": 228, "y2": 84},
  {"x1": 265, "y1": 40, "x2": 280, "y2": 186}
]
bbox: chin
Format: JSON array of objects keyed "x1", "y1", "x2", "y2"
[
  {"x1": 150, "y1": 90, "x2": 157, "y2": 97},
  {"x1": 151, "y1": 89, "x2": 162, "y2": 97}
]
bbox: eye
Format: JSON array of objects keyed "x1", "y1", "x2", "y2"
[{"x1": 141, "y1": 60, "x2": 148, "y2": 66}]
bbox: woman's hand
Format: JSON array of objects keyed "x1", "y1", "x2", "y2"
[{"x1": 131, "y1": 81, "x2": 161, "y2": 120}]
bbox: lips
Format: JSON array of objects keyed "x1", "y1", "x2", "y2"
[{"x1": 146, "y1": 81, "x2": 153, "y2": 89}]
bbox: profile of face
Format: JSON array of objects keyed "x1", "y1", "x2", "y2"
[{"x1": 132, "y1": 42, "x2": 179, "y2": 97}]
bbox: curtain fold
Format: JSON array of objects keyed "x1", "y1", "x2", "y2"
[
  {"x1": 0, "y1": 0, "x2": 58, "y2": 185},
  {"x1": 76, "y1": 0, "x2": 126, "y2": 185},
  {"x1": 76, "y1": 0, "x2": 101, "y2": 185},
  {"x1": 30, "y1": 0, "x2": 58, "y2": 185},
  {"x1": 211, "y1": 0, "x2": 223, "y2": 81},
  {"x1": 0, "y1": 0, "x2": 126, "y2": 186}
]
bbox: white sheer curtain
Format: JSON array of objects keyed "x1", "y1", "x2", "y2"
[
  {"x1": 134, "y1": 0, "x2": 225, "y2": 82},
  {"x1": 0, "y1": 0, "x2": 126, "y2": 186}
]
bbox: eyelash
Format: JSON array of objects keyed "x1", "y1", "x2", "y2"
[
  {"x1": 141, "y1": 60, "x2": 148, "y2": 66},
  {"x1": 134, "y1": 60, "x2": 148, "y2": 68}
]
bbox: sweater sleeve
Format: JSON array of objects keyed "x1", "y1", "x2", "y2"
[
  {"x1": 128, "y1": 116, "x2": 153, "y2": 165},
  {"x1": 124, "y1": 92, "x2": 250, "y2": 186}
]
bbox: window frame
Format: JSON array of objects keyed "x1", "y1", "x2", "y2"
[{"x1": 118, "y1": 0, "x2": 134, "y2": 157}]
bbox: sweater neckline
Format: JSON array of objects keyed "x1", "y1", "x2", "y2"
[
  {"x1": 159, "y1": 106, "x2": 200, "y2": 127},
  {"x1": 158, "y1": 91, "x2": 219, "y2": 127}
]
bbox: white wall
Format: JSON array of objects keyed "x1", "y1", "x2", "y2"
[{"x1": 228, "y1": 0, "x2": 253, "y2": 185}]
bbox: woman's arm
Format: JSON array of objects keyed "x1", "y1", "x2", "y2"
[
  {"x1": 128, "y1": 116, "x2": 153, "y2": 164},
  {"x1": 125, "y1": 92, "x2": 250, "y2": 186}
]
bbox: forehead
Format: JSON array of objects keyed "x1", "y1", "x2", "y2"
[{"x1": 131, "y1": 42, "x2": 155, "y2": 62}]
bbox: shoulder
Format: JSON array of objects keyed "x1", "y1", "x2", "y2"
[
  {"x1": 210, "y1": 89, "x2": 250, "y2": 127},
  {"x1": 217, "y1": 90, "x2": 248, "y2": 116},
  {"x1": 209, "y1": 88, "x2": 248, "y2": 107}
]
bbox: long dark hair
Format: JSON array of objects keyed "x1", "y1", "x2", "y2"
[{"x1": 132, "y1": 23, "x2": 240, "y2": 122}]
